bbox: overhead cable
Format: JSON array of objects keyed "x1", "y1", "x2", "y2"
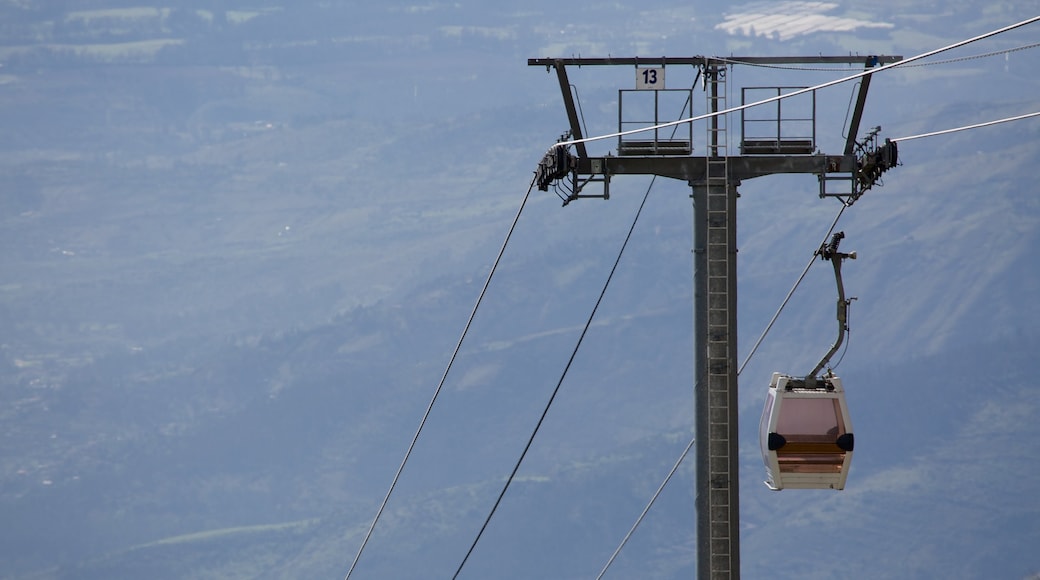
[
  {"x1": 713, "y1": 40, "x2": 1040, "y2": 71},
  {"x1": 891, "y1": 110, "x2": 1040, "y2": 142},
  {"x1": 551, "y1": 15, "x2": 1040, "y2": 151},
  {"x1": 709, "y1": 56, "x2": 860, "y2": 71},
  {"x1": 343, "y1": 176, "x2": 537, "y2": 580},
  {"x1": 595, "y1": 434, "x2": 696, "y2": 579},
  {"x1": 453, "y1": 175, "x2": 659, "y2": 579},
  {"x1": 503, "y1": 92, "x2": 696, "y2": 580},
  {"x1": 738, "y1": 202, "x2": 848, "y2": 376},
  {"x1": 896, "y1": 41, "x2": 1040, "y2": 67}
]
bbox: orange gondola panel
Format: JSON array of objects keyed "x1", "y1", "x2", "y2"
[{"x1": 760, "y1": 372, "x2": 854, "y2": 490}]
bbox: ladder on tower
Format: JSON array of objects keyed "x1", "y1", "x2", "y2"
[
  {"x1": 706, "y1": 64, "x2": 729, "y2": 187},
  {"x1": 703, "y1": 61, "x2": 736, "y2": 578}
]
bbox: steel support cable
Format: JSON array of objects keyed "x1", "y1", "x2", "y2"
[
  {"x1": 738, "y1": 202, "x2": 848, "y2": 376},
  {"x1": 595, "y1": 434, "x2": 696, "y2": 580},
  {"x1": 482, "y1": 88, "x2": 694, "y2": 580},
  {"x1": 895, "y1": 41, "x2": 1040, "y2": 67},
  {"x1": 891, "y1": 110, "x2": 1040, "y2": 142},
  {"x1": 712, "y1": 41, "x2": 1040, "y2": 71},
  {"x1": 343, "y1": 176, "x2": 538, "y2": 580},
  {"x1": 595, "y1": 201, "x2": 848, "y2": 578},
  {"x1": 549, "y1": 15, "x2": 1040, "y2": 152},
  {"x1": 591, "y1": 89, "x2": 707, "y2": 580},
  {"x1": 453, "y1": 175, "x2": 659, "y2": 579}
]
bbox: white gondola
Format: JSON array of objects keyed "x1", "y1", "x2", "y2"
[
  {"x1": 760, "y1": 372, "x2": 854, "y2": 490},
  {"x1": 760, "y1": 231, "x2": 857, "y2": 491}
]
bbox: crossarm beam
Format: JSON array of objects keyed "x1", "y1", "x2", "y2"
[{"x1": 576, "y1": 154, "x2": 858, "y2": 182}]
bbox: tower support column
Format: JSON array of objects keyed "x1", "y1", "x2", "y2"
[{"x1": 693, "y1": 178, "x2": 740, "y2": 579}]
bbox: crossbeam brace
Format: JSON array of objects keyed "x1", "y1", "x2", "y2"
[
  {"x1": 529, "y1": 55, "x2": 903, "y2": 67},
  {"x1": 577, "y1": 154, "x2": 857, "y2": 183}
]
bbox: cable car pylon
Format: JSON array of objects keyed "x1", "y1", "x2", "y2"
[
  {"x1": 528, "y1": 52, "x2": 905, "y2": 578},
  {"x1": 759, "y1": 232, "x2": 857, "y2": 490}
]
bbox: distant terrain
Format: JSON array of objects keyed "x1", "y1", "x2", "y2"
[{"x1": 1, "y1": 2, "x2": 1039, "y2": 579}]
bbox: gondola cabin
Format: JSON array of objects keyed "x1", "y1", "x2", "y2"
[{"x1": 759, "y1": 372, "x2": 854, "y2": 490}]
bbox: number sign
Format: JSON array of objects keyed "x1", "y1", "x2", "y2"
[{"x1": 636, "y1": 67, "x2": 664, "y2": 90}]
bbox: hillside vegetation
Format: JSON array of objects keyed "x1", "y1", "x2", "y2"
[{"x1": 1, "y1": 2, "x2": 1038, "y2": 579}]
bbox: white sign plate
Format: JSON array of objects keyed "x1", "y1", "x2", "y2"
[{"x1": 635, "y1": 67, "x2": 665, "y2": 90}]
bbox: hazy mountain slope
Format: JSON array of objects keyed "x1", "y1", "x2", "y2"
[
  {"x1": 43, "y1": 337, "x2": 1039, "y2": 579},
  {"x1": 1, "y1": 1, "x2": 1038, "y2": 579}
]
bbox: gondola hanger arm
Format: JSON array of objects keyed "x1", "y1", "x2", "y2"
[{"x1": 808, "y1": 231, "x2": 856, "y2": 379}]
